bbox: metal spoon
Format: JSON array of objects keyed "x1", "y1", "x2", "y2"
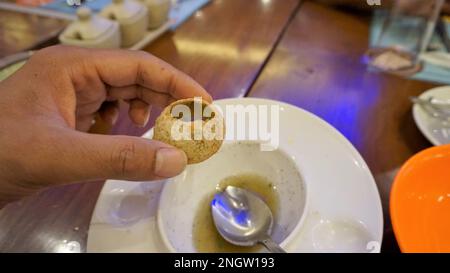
[
  {"x1": 410, "y1": 96, "x2": 450, "y2": 120},
  {"x1": 211, "y1": 185, "x2": 286, "y2": 253}
]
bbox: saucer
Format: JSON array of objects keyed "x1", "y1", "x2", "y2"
[
  {"x1": 87, "y1": 98, "x2": 383, "y2": 252},
  {"x1": 413, "y1": 86, "x2": 450, "y2": 146}
]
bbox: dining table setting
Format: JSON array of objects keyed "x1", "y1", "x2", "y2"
[{"x1": 0, "y1": 0, "x2": 449, "y2": 254}]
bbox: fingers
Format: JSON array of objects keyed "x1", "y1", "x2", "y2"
[
  {"x1": 107, "y1": 85, "x2": 173, "y2": 107},
  {"x1": 51, "y1": 130, "x2": 187, "y2": 182},
  {"x1": 98, "y1": 101, "x2": 120, "y2": 125},
  {"x1": 107, "y1": 85, "x2": 172, "y2": 127},
  {"x1": 88, "y1": 48, "x2": 212, "y2": 102},
  {"x1": 27, "y1": 45, "x2": 213, "y2": 102},
  {"x1": 128, "y1": 99, "x2": 151, "y2": 127},
  {"x1": 76, "y1": 114, "x2": 96, "y2": 132},
  {"x1": 24, "y1": 46, "x2": 213, "y2": 134}
]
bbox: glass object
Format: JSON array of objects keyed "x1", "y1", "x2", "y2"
[{"x1": 366, "y1": 0, "x2": 445, "y2": 76}]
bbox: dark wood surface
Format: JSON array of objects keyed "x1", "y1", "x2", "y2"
[
  {"x1": 0, "y1": 10, "x2": 67, "y2": 58},
  {"x1": 247, "y1": 1, "x2": 437, "y2": 252},
  {"x1": 0, "y1": 0, "x2": 301, "y2": 252}
]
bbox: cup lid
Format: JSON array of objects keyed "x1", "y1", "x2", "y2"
[
  {"x1": 61, "y1": 7, "x2": 117, "y2": 41},
  {"x1": 101, "y1": 0, "x2": 146, "y2": 23}
]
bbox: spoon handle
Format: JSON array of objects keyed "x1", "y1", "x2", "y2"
[{"x1": 259, "y1": 237, "x2": 286, "y2": 253}]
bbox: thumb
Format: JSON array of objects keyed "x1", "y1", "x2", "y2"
[{"x1": 52, "y1": 131, "x2": 187, "y2": 182}]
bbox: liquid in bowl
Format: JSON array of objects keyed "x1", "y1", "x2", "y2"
[{"x1": 157, "y1": 141, "x2": 308, "y2": 253}]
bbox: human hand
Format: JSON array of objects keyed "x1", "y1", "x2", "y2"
[{"x1": 0, "y1": 45, "x2": 211, "y2": 206}]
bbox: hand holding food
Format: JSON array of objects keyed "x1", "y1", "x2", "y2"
[
  {"x1": 153, "y1": 98, "x2": 225, "y2": 164},
  {"x1": 0, "y1": 45, "x2": 211, "y2": 207}
]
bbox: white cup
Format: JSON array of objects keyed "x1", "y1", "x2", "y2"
[{"x1": 157, "y1": 141, "x2": 309, "y2": 252}]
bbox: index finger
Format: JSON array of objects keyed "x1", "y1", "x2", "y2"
[{"x1": 90, "y1": 48, "x2": 212, "y2": 102}]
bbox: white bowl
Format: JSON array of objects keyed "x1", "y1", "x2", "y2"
[{"x1": 157, "y1": 141, "x2": 308, "y2": 252}]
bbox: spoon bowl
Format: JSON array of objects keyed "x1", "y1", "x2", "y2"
[{"x1": 211, "y1": 186, "x2": 286, "y2": 253}]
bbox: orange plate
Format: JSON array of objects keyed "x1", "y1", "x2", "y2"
[{"x1": 391, "y1": 144, "x2": 450, "y2": 253}]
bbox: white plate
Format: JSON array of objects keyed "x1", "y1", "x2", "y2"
[
  {"x1": 87, "y1": 98, "x2": 383, "y2": 253},
  {"x1": 413, "y1": 86, "x2": 450, "y2": 146}
]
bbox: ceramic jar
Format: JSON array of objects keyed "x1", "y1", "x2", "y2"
[
  {"x1": 101, "y1": 0, "x2": 148, "y2": 48},
  {"x1": 139, "y1": 0, "x2": 171, "y2": 29},
  {"x1": 59, "y1": 7, "x2": 121, "y2": 49}
]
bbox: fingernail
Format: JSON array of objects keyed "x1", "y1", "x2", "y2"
[
  {"x1": 138, "y1": 108, "x2": 151, "y2": 128},
  {"x1": 154, "y1": 148, "x2": 187, "y2": 177},
  {"x1": 111, "y1": 111, "x2": 119, "y2": 125},
  {"x1": 140, "y1": 109, "x2": 151, "y2": 128}
]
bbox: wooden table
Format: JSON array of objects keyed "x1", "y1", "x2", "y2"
[
  {"x1": 0, "y1": 10, "x2": 67, "y2": 58},
  {"x1": 0, "y1": 0, "x2": 438, "y2": 252},
  {"x1": 247, "y1": 1, "x2": 437, "y2": 252}
]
